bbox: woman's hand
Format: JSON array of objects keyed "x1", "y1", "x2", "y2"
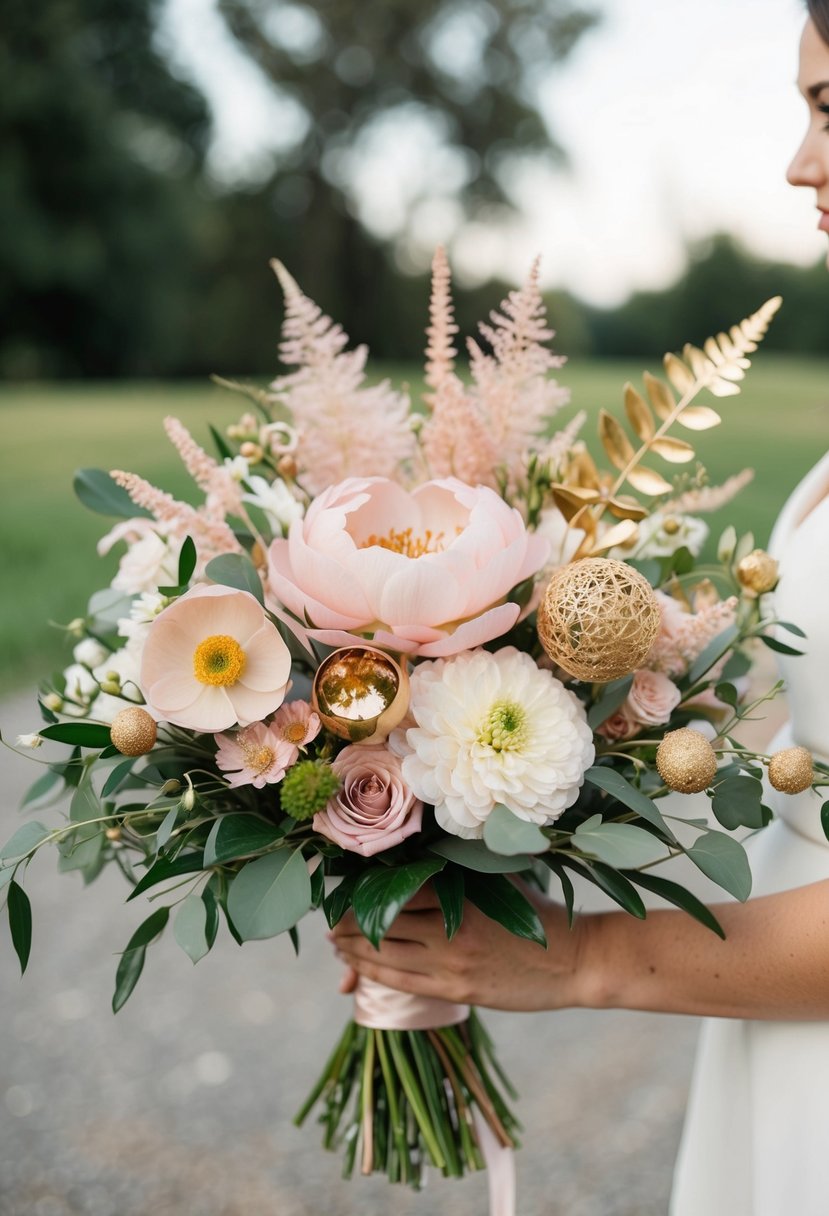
[{"x1": 330, "y1": 884, "x2": 586, "y2": 1012}]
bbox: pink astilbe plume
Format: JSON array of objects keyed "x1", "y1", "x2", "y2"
[
  {"x1": 110, "y1": 471, "x2": 243, "y2": 568},
  {"x1": 467, "y1": 260, "x2": 570, "y2": 479},
  {"x1": 647, "y1": 593, "x2": 739, "y2": 678},
  {"x1": 163, "y1": 416, "x2": 243, "y2": 519},
  {"x1": 269, "y1": 260, "x2": 415, "y2": 495},
  {"x1": 664, "y1": 469, "x2": 755, "y2": 516},
  {"x1": 424, "y1": 246, "x2": 458, "y2": 401},
  {"x1": 539, "y1": 410, "x2": 588, "y2": 475}
]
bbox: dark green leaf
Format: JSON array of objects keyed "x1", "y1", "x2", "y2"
[
  {"x1": 112, "y1": 908, "x2": 169, "y2": 1013},
  {"x1": 227, "y1": 849, "x2": 312, "y2": 941},
  {"x1": 39, "y1": 723, "x2": 112, "y2": 748},
  {"x1": 464, "y1": 872, "x2": 547, "y2": 947},
  {"x1": 687, "y1": 624, "x2": 740, "y2": 685},
  {"x1": 310, "y1": 862, "x2": 325, "y2": 908},
  {"x1": 623, "y1": 869, "x2": 725, "y2": 938},
  {"x1": 822, "y1": 803, "x2": 829, "y2": 844},
  {"x1": 714, "y1": 682, "x2": 739, "y2": 708},
  {"x1": 627, "y1": 558, "x2": 661, "y2": 586},
  {"x1": 587, "y1": 676, "x2": 634, "y2": 730},
  {"x1": 58, "y1": 778, "x2": 104, "y2": 876},
  {"x1": 324, "y1": 872, "x2": 360, "y2": 929},
  {"x1": 561, "y1": 856, "x2": 647, "y2": 918},
  {"x1": 759, "y1": 634, "x2": 805, "y2": 657},
  {"x1": 21, "y1": 769, "x2": 62, "y2": 809},
  {"x1": 174, "y1": 893, "x2": 210, "y2": 964},
  {"x1": 8, "y1": 882, "x2": 32, "y2": 973},
  {"x1": 711, "y1": 776, "x2": 766, "y2": 830},
  {"x1": 483, "y1": 805, "x2": 548, "y2": 856},
  {"x1": 205, "y1": 553, "x2": 264, "y2": 606},
  {"x1": 433, "y1": 866, "x2": 465, "y2": 940},
  {"x1": 74, "y1": 468, "x2": 152, "y2": 519},
  {"x1": 209, "y1": 423, "x2": 234, "y2": 461},
  {"x1": 0, "y1": 822, "x2": 51, "y2": 861},
  {"x1": 686, "y1": 831, "x2": 752, "y2": 901},
  {"x1": 352, "y1": 859, "x2": 446, "y2": 948},
  {"x1": 101, "y1": 757, "x2": 137, "y2": 798},
  {"x1": 203, "y1": 885, "x2": 220, "y2": 950},
  {"x1": 177, "y1": 536, "x2": 197, "y2": 586},
  {"x1": 584, "y1": 767, "x2": 677, "y2": 842},
  {"x1": 127, "y1": 851, "x2": 205, "y2": 901},
  {"x1": 203, "y1": 814, "x2": 287, "y2": 866},
  {"x1": 777, "y1": 621, "x2": 807, "y2": 639},
  {"x1": 156, "y1": 805, "x2": 180, "y2": 850},
  {"x1": 429, "y1": 837, "x2": 535, "y2": 873},
  {"x1": 546, "y1": 860, "x2": 575, "y2": 927},
  {"x1": 289, "y1": 925, "x2": 300, "y2": 956}
]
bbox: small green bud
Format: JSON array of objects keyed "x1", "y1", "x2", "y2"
[{"x1": 280, "y1": 760, "x2": 340, "y2": 821}]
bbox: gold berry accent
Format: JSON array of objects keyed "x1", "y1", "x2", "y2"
[
  {"x1": 312, "y1": 646, "x2": 409, "y2": 744},
  {"x1": 537, "y1": 557, "x2": 661, "y2": 683},
  {"x1": 768, "y1": 746, "x2": 813, "y2": 795},
  {"x1": 736, "y1": 550, "x2": 779, "y2": 596},
  {"x1": 656, "y1": 728, "x2": 718, "y2": 794},
  {"x1": 110, "y1": 707, "x2": 158, "y2": 756},
  {"x1": 192, "y1": 635, "x2": 246, "y2": 687}
]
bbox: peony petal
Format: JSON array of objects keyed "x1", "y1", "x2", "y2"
[
  {"x1": 269, "y1": 543, "x2": 369, "y2": 630},
  {"x1": 378, "y1": 560, "x2": 466, "y2": 630},
  {"x1": 286, "y1": 533, "x2": 375, "y2": 621},
  {"x1": 408, "y1": 603, "x2": 521, "y2": 657}
]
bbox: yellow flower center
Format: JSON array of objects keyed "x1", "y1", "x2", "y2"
[
  {"x1": 193, "y1": 635, "x2": 246, "y2": 687},
  {"x1": 239, "y1": 736, "x2": 277, "y2": 776},
  {"x1": 361, "y1": 526, "x2": 446, "y2": 559},
  {"x1": 282, "y1": 721, "x2": 308, "y2": 745},
  {"x1": 478, "y1": 700, "x2": 528, "y2": 752}
]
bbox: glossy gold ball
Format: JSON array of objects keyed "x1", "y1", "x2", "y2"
[
  {"x1": 110, "y1": 707, "x2": 158, "y2": 756},
  {"x1": 537, "y1": 557, "x2": 661, "y2": 683},
  {"x1": 312, "y1": 646, "x2": 409, "y2": 744},
  {"x1": 736, "y1": 549, "x2": 779, "y2": 596},
  {"x1": 768, "y1": 746, "x2": 813, "y2": 795},
  {"x1": 656, "y1": 728, "x2": 718, "y2": 794}
]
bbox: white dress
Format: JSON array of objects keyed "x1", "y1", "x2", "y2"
[{"x1": 670, "y1": 450, "x2": 829, "y2": 1216}]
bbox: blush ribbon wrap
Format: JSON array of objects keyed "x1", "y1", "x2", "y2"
[{"x1": 353, "y1": 976, "x2": 516, "y2": 1216}]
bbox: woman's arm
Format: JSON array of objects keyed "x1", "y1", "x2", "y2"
[{"x1": 331, "y1": 879, "x2": 829, "y2": 1020}]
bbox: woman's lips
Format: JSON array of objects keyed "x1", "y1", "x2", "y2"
[{"x1": 819, "y1": 209, "x2": 829, "y2": 233}]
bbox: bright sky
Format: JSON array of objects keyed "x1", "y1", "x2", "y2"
[{"x1": 160, "y1": 0, "x2": 826, "y2": 305}]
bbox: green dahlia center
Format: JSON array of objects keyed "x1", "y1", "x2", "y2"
[{"x1": 478, "y1": 700, "x2": 528, "y2": 752}]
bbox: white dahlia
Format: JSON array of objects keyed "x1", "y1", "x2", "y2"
[{"x1": 390, "y1": 647, "x2": 595, "y2": 839}]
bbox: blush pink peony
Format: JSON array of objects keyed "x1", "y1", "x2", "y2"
[
  {"x1": 267, "y1": 476, "x2": 549, "y2": 657},
  {"x1": 313, "y1": 745, "x2": 423, "y2": 857},
  {"x1": 140, "y1": 585, "x2": 292, "y2": 733}
]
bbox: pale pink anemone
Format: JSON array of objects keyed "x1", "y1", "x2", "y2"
[
  {"x1": 215, "y1": 723, "x2": 295, "y2": 789},
  {"x1": 140, "y1": 584, "x2": 292, "y2": 732},
  {"x1": 270, "y1": 699, "x2": 321, "y2": 763},
  {"x1": 267, "y1": 476, "x2": 549, "y2": 658}
]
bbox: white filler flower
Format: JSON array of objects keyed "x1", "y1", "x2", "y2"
[{"x1": 392, "y1": 647, "x2": 595, "y2": 839}]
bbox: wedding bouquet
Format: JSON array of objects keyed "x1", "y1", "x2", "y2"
[{"x1": 2, "y1": 251, "x2": 813, "y2": 1202}]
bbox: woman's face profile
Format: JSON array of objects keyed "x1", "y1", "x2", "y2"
[{"x1": 788, "y1": 18, "x2": 829, "y2": 262}]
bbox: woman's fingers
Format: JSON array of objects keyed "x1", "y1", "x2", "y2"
[
  {"x1": 332, "y1": 908, "x2": 445, "y2": 945},
  {"x1": 335, "y1": 934, "x2": 438, "y2": 976}
]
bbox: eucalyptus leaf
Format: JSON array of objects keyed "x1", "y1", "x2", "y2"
[
  {"x1": 464, "y1": 872, "x2": 547, "y2": 947},
  {"x1": 0, "y1": 822, "x2": 51, "y2": 861},
  {"x1": 429, "y1": 837, "x2": 534, "y2": 873},
  {"x1": 687, "y1": 624, "x2": 740, "y2": 685},
  {"x1": 584, "y1": 767, "x2": 676, "y2": 842},
  {"x1": 483, "y1": 805, "x2": 548, "y2": 856},
  {"x1": 127, "y1": 851, "x2": 205, "y2": 901},
  {"x1": 760, "y1": 634, "x2": 805, "y2": 657},
  {"x1": 777, "y1": 621, "x2": 807, "y2": 639},
  {"x1": 156, "y1": 805, "x2": 180, "y2": 851},
  {"x1": 39, "y1": 722, "x2": 113, "y2": 748},
  {"x1": 227, "y1": 849, "x2": 312, "y2": 941},
  {"x1": 433, "y1": 866, "x2": 465, "y2": 940},
  {"x1": 102, "y1": 757, "x2": 137, "y2": 798},
  {"x1": 112, "y1": 907, "x2": 169, "y2": 1013},
  {"x1": 561, "y1": 856, "x2": 647, "y2": 918},
  {"x1": 21, "y1": 769, "x2": 62, "y2": 809},
  {"x1": 74, "y1": 468, "x2": 152, "y2": 519},
  {"x1": 205, "y1": 553, "x2": 265, "y2": 606},
  {"x1": 352, "y1": 859, "x2": 446, "y2": 948},
  {"x1": 203, "y1": 814, "x2": 288, "y2": 866},
  {"x1": 625, "y1": 869, "x2": 725, "y2": 938},
  {"x1": 58, "y1": 778, "x2": 105, "y2": 876},
  {"x1": 573, "y1": 820, "x2": 668, "y2": 869},
  {"x1": 203, "y1": 884, "x2": 220, "y2": 950},
  {"x1": 686, "y1": 831, "x2": 752, "y2": 901},
  {"x1": 545, "y1": 859, "x2": 575, "y2": 927},
  {"x1": 174, "y1": 893, "x2": 211, "y2": 964},
  {"x1": 7, "y1": 881, "x2": 32, "y2": 973},
  {"x1": 711, "y1": 776, "x2": 766, "y2": 830}
]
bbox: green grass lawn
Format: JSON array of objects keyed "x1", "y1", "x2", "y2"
[{"x1": 2, "y1": 355, "x2": 828, "y2": 695}]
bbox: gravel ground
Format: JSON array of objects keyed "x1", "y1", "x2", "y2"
[{"x1": 0, "y1": 685, "x2": 741, "y2": 1216}]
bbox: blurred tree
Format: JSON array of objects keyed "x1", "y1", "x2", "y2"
[{"x1": 0, "y1": 0, "x2": 213, "y2": 376}]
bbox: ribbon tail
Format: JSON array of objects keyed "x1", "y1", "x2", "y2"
[{"x1": 473, "y1": 1108, "x2": 517, "y2": 1216}]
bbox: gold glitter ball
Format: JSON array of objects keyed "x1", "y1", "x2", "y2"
[
  {"x1": 312, "y1": 646, "x2": 409, "y2": 744},
  {"x1": 110, "y1": 707, "x2": 158, "y2": 756},
  {"x1": 536, "y1": 557, "x2": 661, "y2": 683},
  {"x1": 736, "y1": 549, "x2": 779, "y2": 596},
  {"x1": 768, "y1": 746, "x2": 813, "y2": 794},
  {"x1": 656, "y1": 728, "x2": 718, "y2": 794}
]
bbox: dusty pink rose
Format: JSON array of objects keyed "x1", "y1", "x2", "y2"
[
  {"x1": 140, "y1": 584, "x2": 291, "y2": 732},
  {"x1": 625, "y1": 669, "x2": 682, "y2": 726},
  {"x1": 268, "y1": 476, "x2": 549, "y2": 658},
  {"x1": 313, "y1": 745, "x2": 423, "y2": 857},
  {"x1": 597, "y1": 708, "x2": 638, "y2": 743}
]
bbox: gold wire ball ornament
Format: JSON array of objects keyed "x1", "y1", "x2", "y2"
[
  {"x1": 312, "y1": 646, "x2": 410, "y2": 744},
  {"x1": 768, "y1": 746, "x2": 814, "y2": 794},
  {"x1": 656, "y1": 728, "x2": 718, "y2": 794},
  {"x1": 536, "y1": 557, "x2": 661, "y2": 683},
  {"x1": 736, "y1": 549, "x2": 779, "y2": 596},
  {"x1": 110, "y1": 707, "x2": 158, "y2": 756}
]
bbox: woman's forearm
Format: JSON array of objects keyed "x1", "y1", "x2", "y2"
[{"x1": 572, "y1": 879, "x2": 829, "y2": 1020}]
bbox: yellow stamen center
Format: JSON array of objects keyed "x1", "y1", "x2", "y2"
[
  {"x1": 193, "y1": 635, "x2": 246, "y2": 687},
  {"x1": 477, "y1": 700, "x2": 528, "y2": 752},
  {"x1": 282, "y1": 721, "x2": 308, "y2": 745},
  {"x1": 239, "y1": 734, "x2": 276, "y2": 776},
  {"x1": 361, "y1": 527, "x2": 446, "y2": 559}
]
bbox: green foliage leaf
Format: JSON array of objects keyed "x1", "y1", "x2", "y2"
[
  {"x1": 101, "y1": 757, "x2": 137, "y2": 798},
  {"x1": 352, "y1": 859, "x2": 446, "y2": 948},
  {"x1": 587, "y1": 676, "x2": 634, "y2": 730},
  {"x1": 127, "y1": 851, "x2": 205, "y2": 901},
  {"x1": 74, "y1": 468, "x2": 152, "y2": 519},
  {"x1": 759, "y1": 634, "x2": 805, "y2": 657},
  {"x1": 227, "y1": 849, "x2": 312, "y2": 941},
  {"x1": 433, "y1": 865, "x2": 465, "y2": 940},
  {"x1": 21, "y1": 769, "x2": 62, "y2": 809},
  {"x1": 464, "y1": 872, "x2": 547, "y2": 947},
  {"x1": 686, "y1": 831, "x2": 752, "y2": 901},
  {"x1": 546, "y1": 860, "x2": 575, "y2": 927},
  {"x1": 0, "y1": 821, "x2": 51, "y2": 861},
  {"x1": 687, "y1": 624, "x2": 740, "y2": 685},
  {"x1": 177, "y1": 535, "x2": 197, "y2": 586},
  {"x1": 573, "y1": 818, "x2": 667, "y2": 868},
  {"x1": 561, "y1": 856, "x2": 647, "y2": 918},
  {"x1": 203, "y1": 885, "x2": 220, "y2": 950},
  {"x1": 623, "y1": 869, "x2": 725, "y2": 938},
  {"x1": 39, "y1": 722, "x2": 113, "y2": 748},
  {"x1": 711, "y1": 775, "x2": 766, "y2": 830},
  {"x1": 174, "y1": 892, "x2": 211, "y2": 964},
  {"x1": 483, "y1": 805, "x2": 548, "y2": 856},
  {"x1": 7, "y1": 881, "x2": 32, "y2": 974},
  {"x1": 323, "y1": 872, "x2": 360, "y2": 929},
  {"x1": 205, "y1": 553, "x2": 265, "y2": 606},
  {"x1": 429, "y1": 837, "x2": 535, "y2": 873},
  {"x1": 112, "y1": 907, "x2": 169, "y2": 1013},
  {"x1": 714, "y1": 682, "x2": 739, "y2": 708},
  {"x1": 58, "y1": 777, "x2": 104, "y2": 877},
  {"x1": 777, "y1": 621, "x2": 807, "y2": 639},
  {"x1": 203, "y1": 814, "x2": 288, "y2": 866},
  {"x1": 155, "y1": 804, "x2": 180, "y2": 851},
  {"x1": 584, "y1": 767, "x2": 676, "y2": 842}
]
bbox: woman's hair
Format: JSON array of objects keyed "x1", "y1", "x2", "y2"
[{"x1": 808, "y1": 0, "x2": 829, "y2": 45}]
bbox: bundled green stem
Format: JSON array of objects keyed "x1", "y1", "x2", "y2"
[{"x1": 295, "y1": 1012, "x2": 520, "y2": 1189}]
